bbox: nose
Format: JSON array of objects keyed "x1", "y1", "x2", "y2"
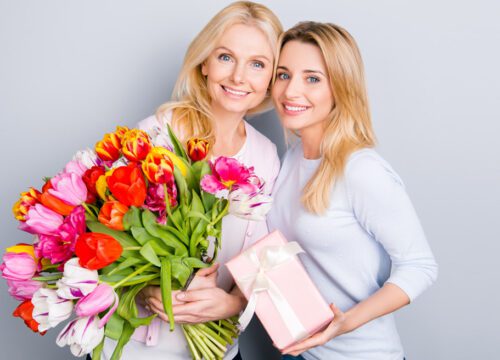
[
  {"x1": 283, "y1": 76, "x2": 302, "y2": 99},
  {"x1": 230, "y1": 63, "x2": 246, "y2": 85}
]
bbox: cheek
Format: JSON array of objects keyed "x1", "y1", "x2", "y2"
[{"x1": 249, "y1": 71, "x2": 272, "y2": 93}]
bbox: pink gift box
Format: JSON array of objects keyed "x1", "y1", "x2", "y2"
[{"x1": 226, "y1": 230, "x2": 334, "y2": 350}]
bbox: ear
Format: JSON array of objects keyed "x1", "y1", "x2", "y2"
[{"x1": 201, "y1": 61, "x2": 208, "y2": 76}]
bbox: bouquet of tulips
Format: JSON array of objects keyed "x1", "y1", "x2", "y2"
[{"x1": 1, "y1": 123, "x2": 272, "y2": 360}]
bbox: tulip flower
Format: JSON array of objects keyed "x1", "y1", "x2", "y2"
[
  {"x1": 48, "y1": 172, "x2": 88, "y2": 206},
  {"x1": 142, "y1": 146, "x2": 175, "y2": 184},
  {"x1": 56, "y1": 258, "x2": 98, "y2": 299},
  {"x1": 5, "y1": 243, "x2": 36, "y2": 258},
  {"x1": 98, "y1": 201, "x2": 128, "y2": 231},
  {"x1": 13, "y1": 300, "x2": 45, "y2": 334},
  {"x1": 75, "y1": 283, "x2": 119, "y2": 328},
  {"x1": 18, "y1": 204, "x2": 64, "y2": 235},
  {"x1": 114, "y1": 125, "x2": 130, "y2": 141},
  {"x1": 107, "y1": 164, "x2": 147, "y2": 207},
  {"x1": 7, "y1": 279, "x2": 44, "y2": 301},
  {"x1": 82, "y1": 166, "x2": 105, "y2": 196},
  {"x1": 75, "y1": 233, "x2": 122, "y2": 270},
  {"x1": 144, "y1": 183, "x2": 178, "y2": 224},
  {"x1": 228, "y1": 187, "x2": 273, "y2": 221},
  {"x1": 34, "y1": 206, "x2": 86, "y2": 265},
  {"x1": 121, "y1": 128, "x2": 152, "y2": 162},
  {"x1": 56, "y1": 316, "x2": 104, "y2": 357},
  {"x1": 64, "y1": 160, "x2": 88, "y2": 177},
  {"x1": 0, "y1": 251, "x2": 37, "y2": 281},
  {"x1": 32, "y1": 288, "x2": 74, "y2": 331},
  {"x1": 187, "y1": 138, "x2": 210, "y2": 162},
  {"x1": 73, "y1": 148, "x2": 100, "y2": 169},
  {"x1": 95, "y1": 132, "x2": 122, "y2": 162},
  {"x1": 201, "y1": 156, "x2": 261, "y2": 194},
  {"x1": 12, "y1": 188, "x2": 41, "y2": 221}
]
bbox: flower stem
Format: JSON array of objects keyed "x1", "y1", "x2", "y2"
[
  {"x1": 112, "y1": 263, "x2": 153, "y2": 289},
  {"x1": 82, "y1": 202, "x2": 97, "y2": 220},
  {"x1": 123, "y1": 246, "x2": 141, "y2": 251},
  {"x1": 185, "y1": 324, "x2": 214, "y2": 360},
  {"x1": 182, "y1": 325, "x2": 202, "y2": 360},
  {"x1": 210, "y1": 199, "x2": 229, "y2": 227},
  {"x1": 163, "y1": 183, "x2": 181, "y2": 230},
  {"x1": 32, "y1": 274, "x2": 62, "y2": 281}
]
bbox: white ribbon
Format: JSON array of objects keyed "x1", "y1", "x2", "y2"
[{"x1": 236, "y1": 241, "x2": 308, "y2": 341}]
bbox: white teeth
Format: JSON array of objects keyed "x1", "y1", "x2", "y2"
[
  {"x1": 223, "y1": 86, "x2": 248, "y2": 96},
  {"x1": 284, "y1": 105, "x2": 307, "y2": 112}
]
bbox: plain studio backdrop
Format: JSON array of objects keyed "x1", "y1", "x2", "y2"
[{"x1": 1, "y1": 1, "x2": 499, "y2": 359}]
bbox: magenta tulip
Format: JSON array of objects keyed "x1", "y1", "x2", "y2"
[
  {"x1": 201, "y1": 156, "x2": 261, "y2": 194},
  {"x1": 48, "y1": 172, "x2": 88, "y2": 206}
]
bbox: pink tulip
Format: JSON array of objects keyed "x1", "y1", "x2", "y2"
[
  {"x1": 7, "y1": 279, "x2": 43, "y2": 300},
  {"x1": 75, "y1": 283, "x2": 119, "y2": 328},
  {"x1": 201, "y1": 157, "x2": 261, "y2": 194},
  {"x1": 19, "y1": 203, "x2": 64, "y2": 235},
  {"x1": 0, "y1": 252, "x2": 37, "y2": 281},
  {"x1": 64, "y1": 160, "x2": 88, "y2": 177},
  {"x1": 35, "y1": 206, "x2": 86, "y2": 264},
  {"x1": 48, "y1": 172, "x2": 88, "y2": 206}
]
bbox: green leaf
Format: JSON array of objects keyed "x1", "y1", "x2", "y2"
[
  {"x1": 160, "y1": 257, "x2": 175, "y2": 331},
  {"x1": 86, "y1": 220, "x2": 140, "y2": 248},
  {"x1": 110, "y1": 321, "x2": 135, "y2": 360},
  {"x1": 122, "y1": 206, "x2": 142, "y2": 231},
  {"x1": 167, "y1": 123, "x2": 188, "y2": 160},
  {"x1": 131, "y1": 226, "x2": 158, "y2": 245},
  {"x1": 183, "y1": 257, "x2": 210, "y2": 269},
  {"x1": 107, "y1": 257, "x2": 144, "y2": 276},
  {"x1": 117, "y1": 283, "x2": 147, "y2": 321},
  {"x1": 171, "y1": 257, "x2": 192, "y2": 287},
  {"x1": 140, "y1": 241, "x2": 161, "y2": 267},
  {"x1": 128, "y1": 313, "x2": 157, "y2": 328},
  {"x1": 174, "y1": 167, "x2": 191, "y2": 206},
  {"x1": 104, "y1": 312, "x2": 124, "y2": 340},
  {"x1": 91, "y1": 336, "x2": 105, "y2": 360}
]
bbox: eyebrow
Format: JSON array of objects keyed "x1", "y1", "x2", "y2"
[
  {"x1": 277, "y1": 66, "x2": 326, "y2": 76},
  {"x1": 214, "y1": 46, "x2": 271, "y2": 63}
]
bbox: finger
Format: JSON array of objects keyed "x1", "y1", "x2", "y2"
[
  {"x1": 176, "y1": 288, "x2": 212, "y2": 302},
  {"x1": 195, "y1": 263, "x2": 220, "y2": 277},
  {"x1": 147, "y1": 297, "x2": 166, "y2": 313},
  {"x1": 330, "y1": 303, "x2": 344, "y2": 319},
  {"x1": 172, "y1": 302, "x2": 205, "y2": 316},
  {"x1": 282, "y1": 333, "x2": 324, "y2": 355},
  {"x1": 173, "y1": 315, "x2": 206, "y2": 324}
]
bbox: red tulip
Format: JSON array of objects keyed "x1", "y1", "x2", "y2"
[
  {"x1": 107, "y1": 164, "x2": 147, "y2": 207},
  {"x1": 82, "y1": 166, "x2": 106, "y2": 203},
  {"x1": 75, "y1": 233, "x2": 122, "y2": 270},
  {"x1": 95, "y1": 132, "x2": 122, "y2": 162},
  {"x1": 13, "y1": 300, "x2": 45, "y2": 335},
  {"x1": 187, "y1": 138, "x2": 210, "y2": 162},
  {"x1": 121, "y1": 129, "x2": 152, "y2": 162}
]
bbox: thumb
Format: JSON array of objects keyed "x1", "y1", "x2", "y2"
[
  {"x1": 329, "y1": 303, "x2": 343, "y2": 318},
  {"x1": 196, "y1": 263, "x2": 220, "y2": 277}
]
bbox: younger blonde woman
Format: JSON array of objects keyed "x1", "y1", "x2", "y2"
[
  {"x1": 102, "y1": 2, "x2": 282, "y2": 360},
  {"x1": 268, "y1": 22, "x2": 438, "y2": 360}
]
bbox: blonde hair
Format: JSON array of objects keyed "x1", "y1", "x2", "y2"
[
  {"x1": 156, "y1": 1, "x2": 282, "y2": 145},
  {"x1": 276, "y1": 22, "x2": 376, "y2": 214}
]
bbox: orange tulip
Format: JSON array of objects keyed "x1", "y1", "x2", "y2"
[
  {"x1": 13, "y1": 300, "x2": 45, "y2": 335},
  {"x1": 187, "y1": 138, "x2": 210, "y2": 162},
  {"x1": 95, "y1": 132, "x2": 122, "y2": 162},
  {"x1": 12, "y1": 188, "x2": 41, "y2": 221},
  {"x1": 98, "y1": 201, "x2": 129, "y2": 231},
  {"x1": 38, "y1": 181, "x2": 75, "y2": 216},
  {"x1": 142, "y1": 147, "x2": 175, "y2": 184},
  {"x1": 121, "y1": 129, "x2": 152, "y2": 162}
]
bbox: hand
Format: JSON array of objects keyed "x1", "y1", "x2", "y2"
[
  {"x1": 146, "y1": 285, "x2": 245, "y2": 324},
  {"x1": 282, "y1": 304, "x2": 348, "y2": 356}
]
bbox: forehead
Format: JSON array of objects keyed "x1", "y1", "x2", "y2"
[
  {"x1": 278, "y1": 40, "x2": 327, "y2": 71},
  {"x1": 215, "y1": 23, "x2": 274, "y2": 59}
]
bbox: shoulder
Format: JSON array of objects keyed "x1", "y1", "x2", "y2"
[
  {"x1": 244, "y1": 122, "x2": 278, "y2": 157},
  {"x1": 136, "y1": 111, "x2": 172, "y2": 131},
  {"x1": 345, "y1": 148, "x2": 405, "y2": 190}
]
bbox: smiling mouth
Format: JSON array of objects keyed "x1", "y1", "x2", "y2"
[
  {"x1": 221, "y1": 85, "x2": 250, "y2": 97},
  {"x1": 282, "y1": 103, "x2": 310, "y2": 114}
]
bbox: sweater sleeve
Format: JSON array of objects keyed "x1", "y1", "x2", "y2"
[{"x1": 345, "y1": 151, "x2": 438, "y2": 301}]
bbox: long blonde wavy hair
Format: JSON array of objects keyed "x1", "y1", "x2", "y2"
[
  {"x1": 156, "y1": 1, "x2": 282, "y2": 145},
  {"x1": 276, "y1": 22, "x2": 376, "y2": 214}
]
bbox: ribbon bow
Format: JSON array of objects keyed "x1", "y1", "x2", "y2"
[{"x1": 237, "y1": 241, "x2": 308, "y2": 341}]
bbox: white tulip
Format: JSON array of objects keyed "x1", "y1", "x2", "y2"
[
  {"x1": 72, "y1": 148, "x2": 99, "y2": 169},
  {"x1": 32, "y1": 288, "x2": 74, "y2": 331},
  {"x1": 228, "y1": 188, "x2": 273, "y2": 221},
  {"x1": 56, "y1": 258, "x2": 98, "y2": 299},
  {"x1": 56, "y1": 316, "x2": 104, "y2": 357}
]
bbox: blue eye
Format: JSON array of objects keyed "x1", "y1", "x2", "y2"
[
  {"x1": 218, "y1": 54, "x2": 232, "y2": 62},
  {"x1": 252, "y1": 61, "x2": 264, "y2": 69},
  {"x1": 307, "y1": 76, "x2": 320, "y2": 83},
  {"x1": 277, "y1": 72, "x2": 289, "y2": 80}
]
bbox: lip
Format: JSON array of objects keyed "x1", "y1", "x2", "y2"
[
  {"x1": 221, "y1": 85, "x2": 251, "y2": 99},
  {"x1": 281, "y1": 101, "x2": 311, "y2": 115}
]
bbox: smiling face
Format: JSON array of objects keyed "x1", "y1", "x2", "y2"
[
  {"x1": 272, "y1": 40, "x2": 333, "y2": 140},
  {"x1": 201, "y1": 23, "x2": 274, "y2": 118}
]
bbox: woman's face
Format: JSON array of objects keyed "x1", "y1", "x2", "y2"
[
  {"x1": 272, "y1": 40, "x2": 333, "y2": 136},
  {"x1": 202, "y1": 23, "x2": 274, "y2": 117}
]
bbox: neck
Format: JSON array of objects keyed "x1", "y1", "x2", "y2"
[
  {"x1": 300, "y1": 124, "x2": 324, "y2": 160},
  {"x1": 210, "y1": 103, "x2": 247, "y2": 157}
]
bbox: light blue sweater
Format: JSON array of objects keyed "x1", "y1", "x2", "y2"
[{"x1": 267, "y1": 144, "x2": 438, "y2": 360}]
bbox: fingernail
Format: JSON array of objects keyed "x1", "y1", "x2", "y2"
[{"x1": 177, "y1": 292, "x2": 186, "y2": 299}]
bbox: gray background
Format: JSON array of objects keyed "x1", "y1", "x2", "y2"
[{"x1": 1, "y1": 0, "x2": 499, "y2": 359}]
